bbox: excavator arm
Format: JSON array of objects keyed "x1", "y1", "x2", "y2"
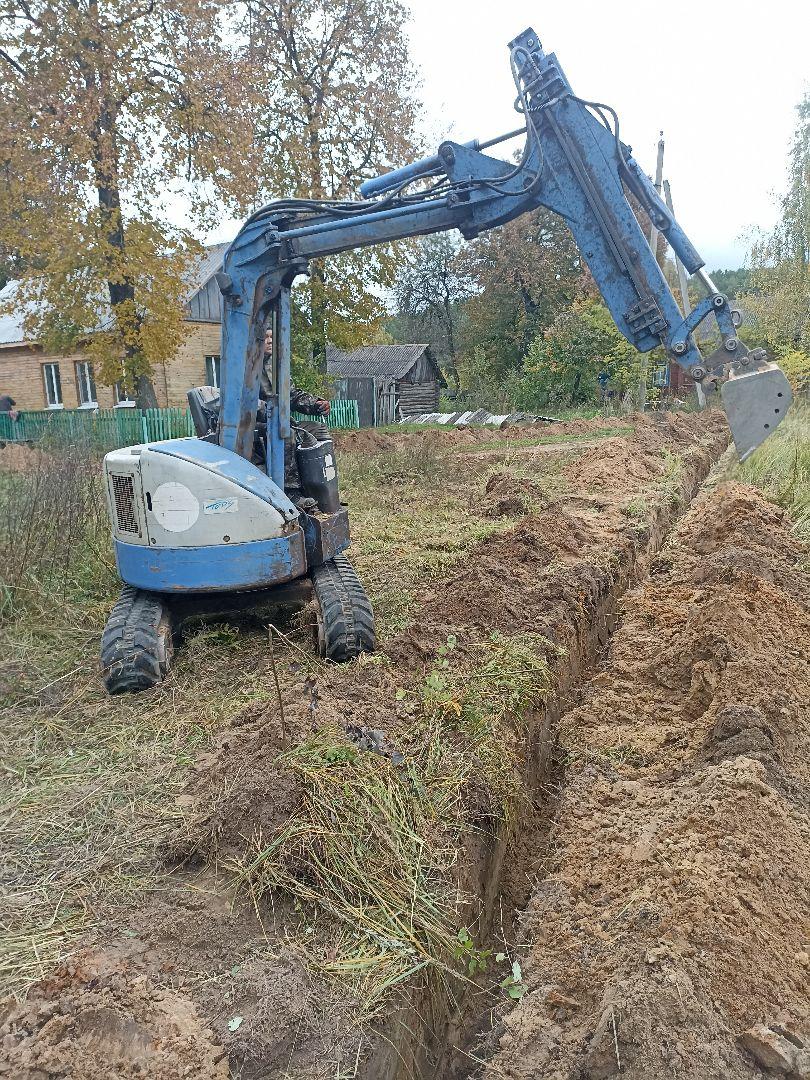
[{"x1": 215, "y1": 25, "x2": 792, "y2": 477}]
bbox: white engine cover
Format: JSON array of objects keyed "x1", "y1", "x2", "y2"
[{"x1": 103, "y1": 439, "x2": 299, "y2": 548}]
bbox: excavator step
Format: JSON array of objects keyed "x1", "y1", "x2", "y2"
[
  {"x1": 100, "y1": 586, "x2": 174, "y2": 694},
  {"x1": 311, "y1": 555, "x2": 376, "y2": 662}
]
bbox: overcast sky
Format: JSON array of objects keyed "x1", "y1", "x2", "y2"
[
  {"x1": 400, "y1": 0, "x2": 809, "y2": 270},
  {"x1": 205, "y1": 0, "x2": 808, "y2": 272}
]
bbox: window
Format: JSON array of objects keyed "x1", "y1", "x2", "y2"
[
  {"x1": 75, "y1": 361, "x2": 97, "y2": 408},
  {"x1": 114, "y1": 382, "x2": 136, "y2": 408},
  {"x1": 42, "y1": 363, "x2": 63, "y2": 408},
  {"x1": 205, "y1": 354, "x2": 221, "y2": 389},
  {"x1": 651, "y1": 361, "x2": 670, "y2": 389}
]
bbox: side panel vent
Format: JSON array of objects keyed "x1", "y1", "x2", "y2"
[{"x1": 110, "y1": 473, "x2": 140, "y2": 535}]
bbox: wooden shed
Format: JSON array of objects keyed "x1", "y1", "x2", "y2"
[{"x1": 326, "y1": 344, "x2": 445, "y2": 425}]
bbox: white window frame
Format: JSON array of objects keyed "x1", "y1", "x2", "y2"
[
  {"x1": 42, "y1": 362, "x2": 63, "y2": 409},
  {"x1": 75, "y1": 361, "x2": 98, "y2": 409},
  {"x1": 114, "y1": 381, "x2": 136, "y2": 408},
  {"x1": 205, "y1": 354, "x2": 221, "y2": 389}
]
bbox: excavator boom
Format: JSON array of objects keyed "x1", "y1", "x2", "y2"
[{"x1": 215, "y1": 25, "x2": 791, "y2": 469}]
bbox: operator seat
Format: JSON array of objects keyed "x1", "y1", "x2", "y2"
[{"x1": 187, "y1": 386, "x2": 220, "y2": 439}]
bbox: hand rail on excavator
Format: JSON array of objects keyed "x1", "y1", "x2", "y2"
[{"x1": 216, "y1": 25, "x2": 792, "y2": 470}]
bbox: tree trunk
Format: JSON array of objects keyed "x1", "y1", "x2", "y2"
[
  {"x1": 518, "y1": 283, "x2": 539, "y2": 358},
  {"x1": 442, "y1": 295, "x2": 460, "y2": 390},
  {"x1": 83, "y1": 3, "x2": 157, "y2": 409},
  {"x1": 305, "y1": 108, "x2": 329, "y2": 374}
]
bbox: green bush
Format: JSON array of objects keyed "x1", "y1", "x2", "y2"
[{"x1": 507, "y1": 299, "x2": 643, "y2": 411}]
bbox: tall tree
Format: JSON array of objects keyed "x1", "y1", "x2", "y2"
[
  {"x1": 391, "y1": 234, "x2": 472, "y2": 389},
  {"x1": 709, "y1": 268, "x2": 752, "y2": 300},
  {"x1": 744, "y1": 93, "x2": 810, "y2": 357},
  {"x1": 457, "y1": 208, "x2": 582, "y2": 382},
  {"x1": 246, "y1": 0, "x2": 421, "y2": 370},
  {"x1": 512, "y1": 298, "x2": 640, "y2": 410},
  {"x1": 0, "y1": 0, "x2": 258, "y2": 406}
]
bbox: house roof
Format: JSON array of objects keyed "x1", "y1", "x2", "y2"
[
  {"x1": 0, "y1": 241, "x2": 231, "y2": 348},
  {"x1": 326, "y1": 343, "x2": 435, "y2": 380},
  {"x1": 187, "y1": 242, "x2": 229, "y2": 298},
  {"x1": 0, "y1": 283, "x2": 30, "y2": 347}
]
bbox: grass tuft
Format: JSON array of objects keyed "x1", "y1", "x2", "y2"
[
  {"x1": 228, "y1": 632, "x2": 553, "y2": 1016},
  {"x1": 736, "y1": 404, "x2": 810, "y2": 543}
]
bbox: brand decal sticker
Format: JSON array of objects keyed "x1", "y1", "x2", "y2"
[{"x1": 204, "y1": 497, "x2": 238, "y2": 515}]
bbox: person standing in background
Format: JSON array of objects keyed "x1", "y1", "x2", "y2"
[{"x1": 0, "y1": 393, "x2": 18, "y2": 420}]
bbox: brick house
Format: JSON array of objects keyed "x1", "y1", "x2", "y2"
[{"x1": 0, "y1": 243, "x2": 228, "y2": 411}]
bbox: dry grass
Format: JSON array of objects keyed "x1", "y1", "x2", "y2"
[
  {"x1": 0, "y1": 619, "x2": 287, "y2": 998},
  {"x1": 0, "y1": 429, "x2": 576, "y2": 1000},
  {"x1": 339, "y1": 437, "x2": 539, "y2": 639},
  {"x1": 735, "y1": 403, "x2": 810, "y2": 543},
  {"x1": 228, "y1": 632, "x2": 553, "y2": 1016}
]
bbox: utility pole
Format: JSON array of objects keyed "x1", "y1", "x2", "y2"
[
  {"x1": 663, "y1": 178, "x2": 706, "y2": 409},
  {"x1": 639, "y1": 132, "x2": 666, "y2": 408},
  {"x1": 648, "y1": 132, "x2": 666, "y2": 257}
]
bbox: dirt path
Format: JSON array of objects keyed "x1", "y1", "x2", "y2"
[
  {"x1": 4, "y1": 412, "x2": 775, "y2": 1080},
  {"x1": 480, "y1": 482, "x2": 810, "y2": 1080}
]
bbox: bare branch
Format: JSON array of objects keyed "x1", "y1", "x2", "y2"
[{"x1": 0, "y1": 46, "x2": 25, "y2": 76}]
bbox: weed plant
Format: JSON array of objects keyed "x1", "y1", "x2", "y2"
[{"x1": 736, "y1": 404, "x2": 810, "y2": 542}]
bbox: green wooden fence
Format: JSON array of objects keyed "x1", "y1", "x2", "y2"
[
  {"x1": 293, "y1": 398, "x2": 359, "y2": 429},
  {"x1": 0, "y1": 399, "x2": 360, "y2": 451}
]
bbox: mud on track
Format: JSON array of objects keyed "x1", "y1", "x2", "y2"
[{"x1": 7, "y1": 411, "x2": 800, "y2": 1080}]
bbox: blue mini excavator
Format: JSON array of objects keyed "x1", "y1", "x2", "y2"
[{"x1": 100, "y1": 25, "x2": 793, "y2": 693}]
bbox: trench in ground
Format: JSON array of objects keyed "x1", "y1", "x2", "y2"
[
  {"x1": 2, "y1": 414, "x2": 744, "y2": 1079},
  {"x1": 367, "y1": 444, "x2": 735, "y2": 1080}
]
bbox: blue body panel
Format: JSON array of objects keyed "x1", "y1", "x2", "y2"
[
  {"x1": 115, "y1": 530, "x2": 307, "y2": 593},
  {"x1": 149, "y1": 438, "x2": 297, "y2": 519}
]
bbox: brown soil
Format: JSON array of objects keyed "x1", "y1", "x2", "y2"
[
  {"x1": 481, "y1": 482, "x2": 810, "y2": 1080},
  {"x1": 177, "y1": 413, "x2": 728, "y2": 857},
  {"x1": 1, "y1": 412, "x2": 740, "y2": 1079},
  {"x1": 0, "y1": 950, "x2": 228, "y2": 1079}
]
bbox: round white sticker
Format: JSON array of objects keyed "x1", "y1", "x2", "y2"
[{"x1": 150, "y1": 482, "x2": 200, "y2": 532}]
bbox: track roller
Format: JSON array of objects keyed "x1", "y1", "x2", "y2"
[
  {"x1": 311, "y1": 555, "x2": 376, "y2": 661},
  {"x1": 100, "y1": 585, "x2": 174, "y2": 694}
]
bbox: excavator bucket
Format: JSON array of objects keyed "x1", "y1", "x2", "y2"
[{"x1": 720, "y1": 364, "x2": 793, "y2": 462}]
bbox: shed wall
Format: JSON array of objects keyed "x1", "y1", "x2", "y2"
[{"x1": 397, "y1": 380, "x2": 440, "y2": 415}]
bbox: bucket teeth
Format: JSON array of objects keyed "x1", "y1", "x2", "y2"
[{"x1": 719, "y1": 365, "x2": 793, "y2": 461}]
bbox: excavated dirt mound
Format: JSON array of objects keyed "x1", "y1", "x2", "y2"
[
  {"x1": 0, "y1": 950, "x2": 228, "y2": 1079},
  {"x1": 482, "y1": 483, "x2": 810, "y2": 1080}
]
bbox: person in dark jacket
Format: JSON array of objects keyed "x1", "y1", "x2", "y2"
[{"x1": 0, "y1": 393, "x2": 18, "y2": 420}]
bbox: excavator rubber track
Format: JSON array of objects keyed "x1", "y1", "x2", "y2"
[
  {"x1": 100, "y1": 585, "x2": 174, "y2": 694},
  {"x1": 311, "y1": 555, "x2": 376, "y2": 662}
]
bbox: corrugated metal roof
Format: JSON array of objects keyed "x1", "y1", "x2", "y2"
[
  {"x1": 326, "y1": 343, "x2": 431, "y2": 379},
  {"x1": 185, "y1": 242, "x2": 229, "y2": 301},
  {"x1": 0, "y1": 242, "x2": 231, "y2": 347}
]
